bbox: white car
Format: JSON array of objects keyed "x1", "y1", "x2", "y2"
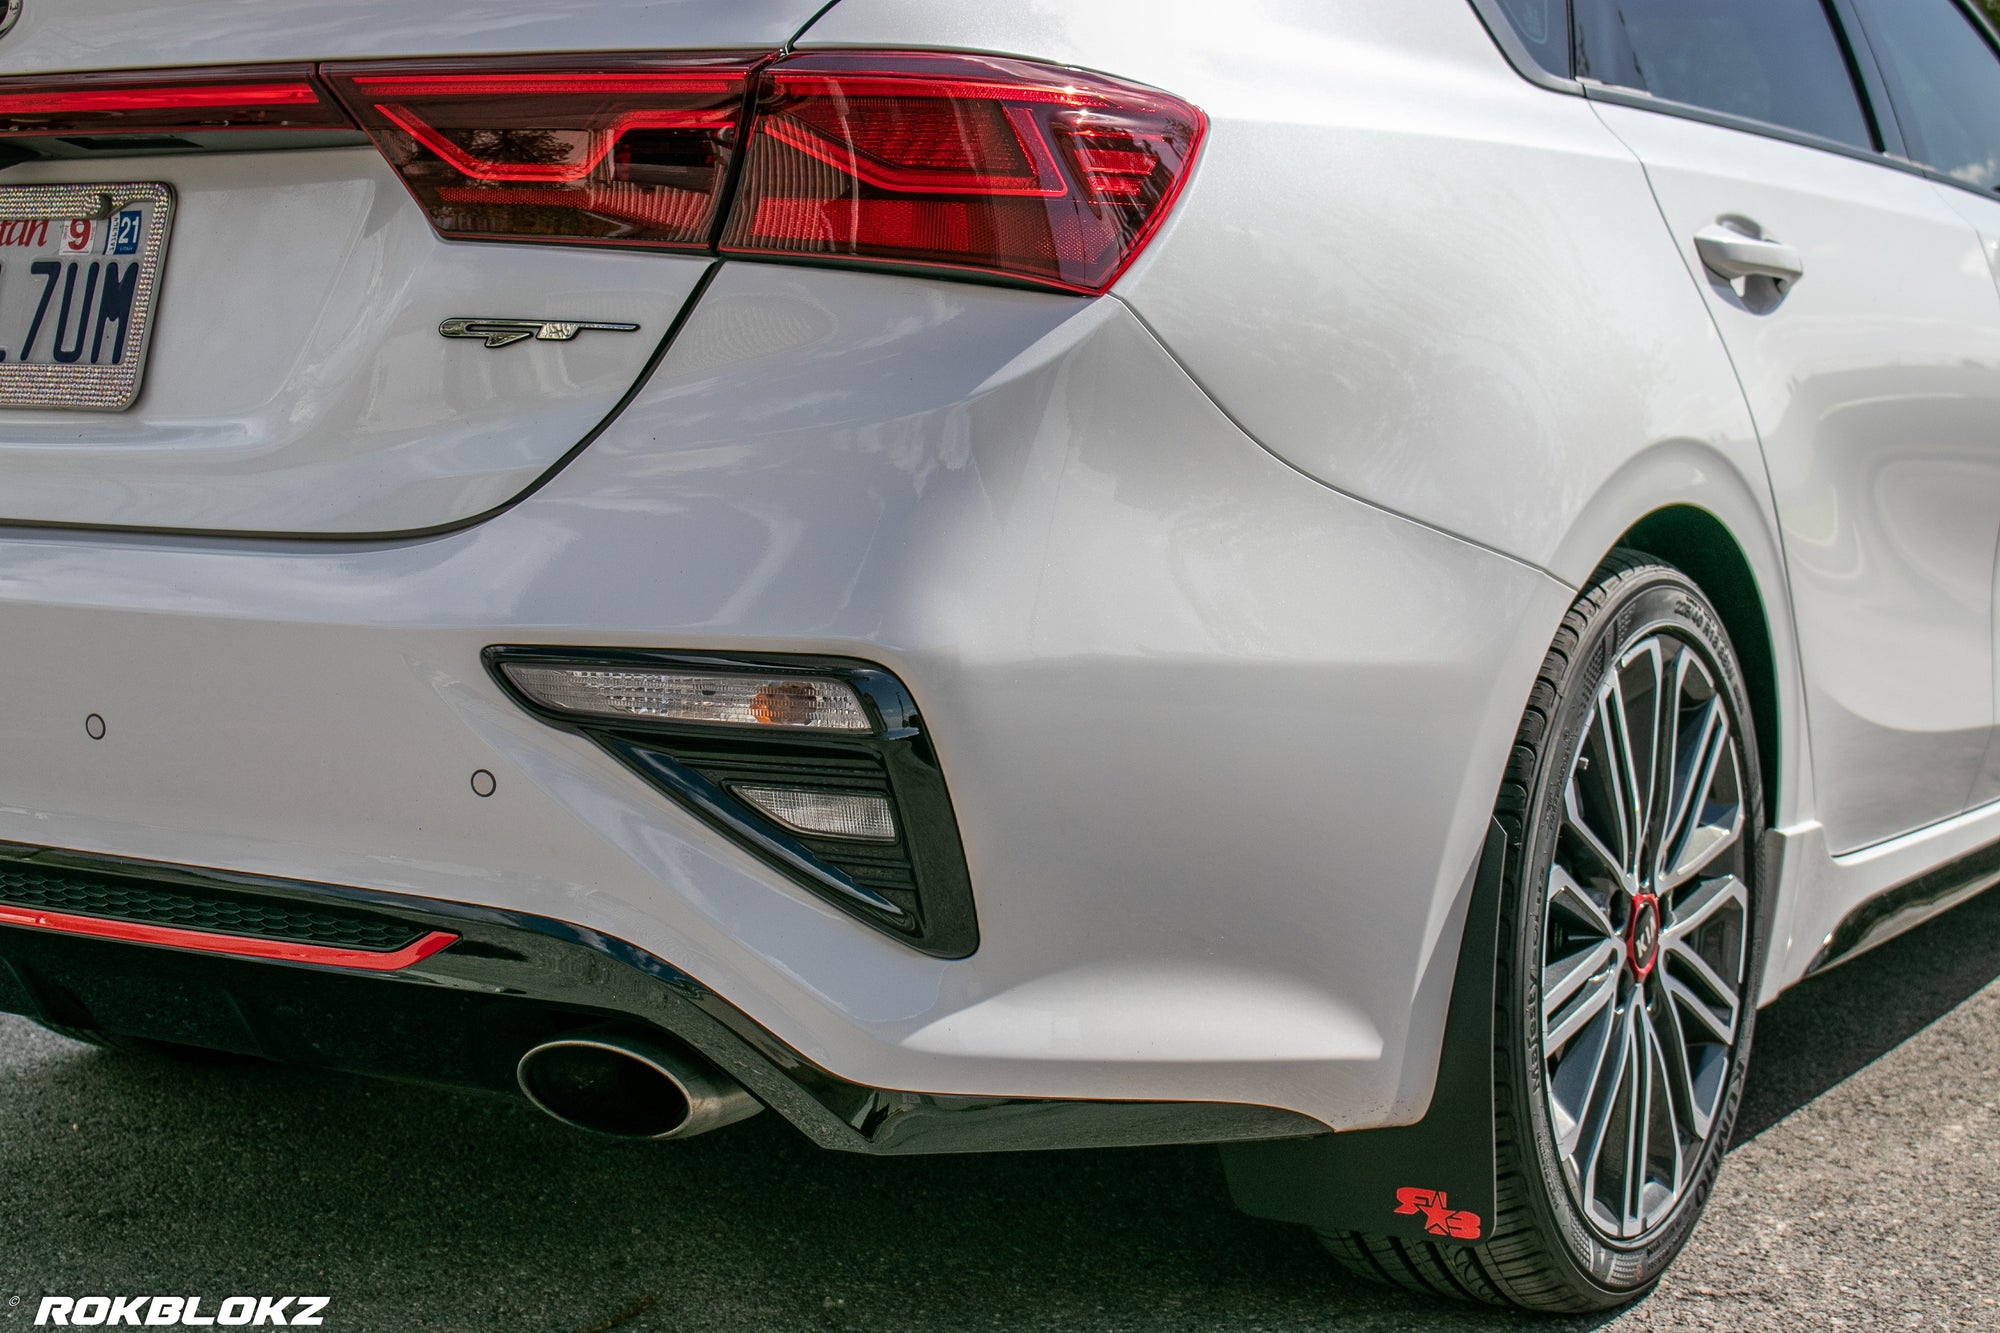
[{"x1": 0, "y1": 0, "x2": 1995, "y2": 1313}]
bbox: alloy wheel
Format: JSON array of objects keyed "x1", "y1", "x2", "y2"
[{"x1": 1539, "y1": 631, "x2": 1749, "y2": 1242}]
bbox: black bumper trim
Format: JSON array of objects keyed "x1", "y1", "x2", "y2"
[{"x1": 0, "y1": 842, "x2": 1322, "y2": 1154}]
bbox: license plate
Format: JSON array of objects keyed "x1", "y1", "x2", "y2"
[{"x1": 0, "y1": 183, "x2": 173, "y2": 411}]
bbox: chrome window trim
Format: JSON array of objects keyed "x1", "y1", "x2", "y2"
[
  {"x1": 1463, "y1": 0, "x2": 2000, "y2": 203},
  {"x1": 1463, "y1": 0, "x2": 1582, "y2": 94},
  {"x1": 1835, "y1": 0, "x2": 2000, "y2": 202},
  {"x1": 1577, "y1": 81, "x2": 1911, "y2": 172}
]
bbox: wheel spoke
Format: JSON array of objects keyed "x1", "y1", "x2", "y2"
[
  {"x1": 1661, "y1": 693, "x2": 1724, "y2": 871},
  {"x1": 1549, "y1": 863, "x2": 1617, "y2": 937},
  {"x1": 1544, "y1": 943, "x2": 1621, "y2": 1051},
  {"x1": 1622, "y1": 1001, "x2": 1649, "y2": 1236},
  {"x1": 1563, "y1": 780, "x2": 1629, "y2": 888},
  {"x1": 1590, "y1": 694, "x2": 1638, "y2": 878},
  {"x1": 1663, "y1": 873, "x2": 1746, "y2": 946},
  {"x1": 1663, "y1": 960, "x2": 1739, "y2": 1045},
  {"x1": 1661, "y1": 803, "x2": 1742, "y2": 894},
  {"x1": 1577, "y1": 997, "x2": 1639, "y2": 1234},
  {"x1": 1637, "y1": 1000, "x2": 1685, "y2": 1230},
  {"x1": 1660, "y1": 712, "x2": 1743, "y2": 892},
  {"x1": 1663, "y1": 925, "x2": 1741, "y2": 1011},
  {"x1": 1653, "y1": 987, "x2": 1716, "y2": 1140},
  {"x1": 1605, "y1": 671, "x2": 1654, "y2": 879},
  {"x1": 1549, "y1": 994, "x2": 1619, "y2": 1160}
]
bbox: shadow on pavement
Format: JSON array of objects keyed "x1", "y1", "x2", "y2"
[
  {"x1": 4, "y1": 887, "x2": 1998, "y2": 1332},
  {"x1": 1732, "y1": 883, "x2": 2000, "y2": 1142}
]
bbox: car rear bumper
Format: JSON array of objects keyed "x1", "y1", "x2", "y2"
[
  {"x1": 0, "y1": 842, "x2": 1321, "y2": 1153},
  {"x1": 0, "y1": 262, "x2": 1570, "y2": 1136}
]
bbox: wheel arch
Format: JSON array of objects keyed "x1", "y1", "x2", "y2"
[
  {"x1": 1617, "y1": 504, "x2": 1783, "y2": 818},
  {"x1": 1542, "y1": 431, "x2": 1810, "y2": 833}
]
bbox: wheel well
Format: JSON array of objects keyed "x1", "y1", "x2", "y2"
[{"x1": 1615, "y1": 507, "x2": 1781, "y2": 812}]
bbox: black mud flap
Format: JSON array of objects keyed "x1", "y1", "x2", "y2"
[{"x1": 1220, "y1": 819, "x2": 1506, "y2": 1246}]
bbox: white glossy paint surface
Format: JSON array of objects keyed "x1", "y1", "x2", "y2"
[
  {"x1": 0, "y1": 151, "x2": 708, "y2": 534},
  {"x1": 799, "y1": 0, "x2": 1831, "y2": 1005},
  {"x1": 0, "y1": 265, "x2": 1569, "y2": 1127},
  {"x1": 798, "y1": 0, "x2": 1817, "y2": 847},
  {"x1": 2, "y1": 0, "x2": 1990, "y2": 1128},
  {"x1": 1930, "y1": 180, "x2": 2000, "y2": 814},
  {"x1": 1599, "y1": 105, "x2": 2000, "y2": 854},
  {"x1": 802, "y1": 0, "x2": 1777, "y2": 584}
]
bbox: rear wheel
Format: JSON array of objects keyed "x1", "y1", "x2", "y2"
[{"x1": 1321, "y1": 551, "x2": 1765, "y2": 1312}]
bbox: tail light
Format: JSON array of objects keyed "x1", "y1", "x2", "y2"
[
  {"x1": 330, "y1": 49, "x2": 1201, "y2": 292},
  {"x1": 16, "y1": 52, "x2": 1203, "y2": 295},
  {"x1": 720, "y1": 53, "x2": 1205, "y2": 294},
  {"x1": 322, "y1": 56, "x2": 762, "y2": 250},
  {"x1": 0, "y1": 65, "x2": 350, "y2": 137}
]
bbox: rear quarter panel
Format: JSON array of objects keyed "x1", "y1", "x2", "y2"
[{"x1": 801, "y1": 0, "x2": 1816, "y2": 987}]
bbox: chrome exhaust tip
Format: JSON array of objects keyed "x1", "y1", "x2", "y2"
[{"x1": 516, "y1": 1029, "x2": 762, "y2": 1140}]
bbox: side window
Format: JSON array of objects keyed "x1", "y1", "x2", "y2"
[
  {"x1": 1849, "y1": 0, "x2": 2000, "y2": 190},
  {"x1": 1573, "y1": 0, "x2": 1876, "y2": 151},
  {"x1": 1494, "y1": 0, "x2": 1571, "y2": 78}
]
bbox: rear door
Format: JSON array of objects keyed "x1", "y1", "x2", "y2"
[
  {"x1": 1578, "y1": 0, "x2": 2000, "y2": 853},
  {"x1": 0, "y1": 0, "x2": 828, "y2": 536},
  {"x1": 1838, "y1": 0, "x2": 2000, "y2": 809}
]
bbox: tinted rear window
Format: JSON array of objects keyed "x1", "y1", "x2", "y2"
[
  {"x1": 1850, "y1": 0, "x2": 2000, "y2": 189},
  {"x1": 1492, "y1": 0, "x2": 1571, "y2": 77},
  {"x1": 1574, "y1": 0, "x2": 1875, "y2": 150}
]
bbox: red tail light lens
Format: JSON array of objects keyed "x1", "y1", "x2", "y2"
[
  {"x1": 323, "y1": 56, "x2": 764, "y2": 249},
  {"x1": 14, "y1": 54, "x2": 1204, "y2": 292},
  {"x1": 0, "y1": 65, "x2": 349, "y2": 136},
  {"x1": 720, "y1": 53, "x2": 1206, "y2": 294}
]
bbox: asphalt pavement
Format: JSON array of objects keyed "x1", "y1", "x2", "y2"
[{"x1": 3, "y1": 888, "x2": 1998, "y2": 1333}]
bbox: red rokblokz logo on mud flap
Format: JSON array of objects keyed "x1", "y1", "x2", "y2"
[{"x1": 1393, "y1": 1187, "x2": 1483, "y2": 1239}]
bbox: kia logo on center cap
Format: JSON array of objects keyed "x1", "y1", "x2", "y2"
[
  {"x1": 1628, "y1": 893, "x2": 1662, "y2": 980},
  {"x1": 0, "y1": 1, "x2": 21, "y2": 39}
]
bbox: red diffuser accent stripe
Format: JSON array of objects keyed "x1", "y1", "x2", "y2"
[{"x1": 0, "y1": 902, "x2": 458, "y2": 972}]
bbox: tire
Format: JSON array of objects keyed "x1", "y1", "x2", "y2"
[{"x1": 1320, "y1": 551, "x2": 1767, "y2": 1312}]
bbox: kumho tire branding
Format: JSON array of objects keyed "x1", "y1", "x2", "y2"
[{"x1": 34, "y1": 1296, "x2": 328, "y2": 1326}]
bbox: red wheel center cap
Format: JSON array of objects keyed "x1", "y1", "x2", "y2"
[{"x1": 1627, "y1": 893, "x2": 1661, "y2": 980}]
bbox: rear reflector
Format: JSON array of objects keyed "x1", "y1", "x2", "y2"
[
  {"x1": 735, "y1": 785, "x2": 899, "y2": 842},
  {"x1": 720, "y1": 53, "x2": 1206, "y2": 293},
  {"x1": 323, "y1": 56, "x2": 763, "y2": 249},
  {"x1": 0, "y1": 65, "x2": 350, "y2": 137}
]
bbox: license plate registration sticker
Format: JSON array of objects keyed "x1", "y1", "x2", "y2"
[{"x1": 0, "y1": 183, "x2": 173, "y2": 411}]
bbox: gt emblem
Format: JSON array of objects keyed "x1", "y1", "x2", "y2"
[
  {"x1": 439, "y1": 317, "x2": 641, "y2": 349},
  {"x1": 1393, "y1": 1187, "x2": 1483, "y2": 1240}
]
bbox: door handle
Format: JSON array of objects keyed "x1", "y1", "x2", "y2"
[{"x1": 1693, "y1": 224, "x2": 1805, "y2": 284}]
